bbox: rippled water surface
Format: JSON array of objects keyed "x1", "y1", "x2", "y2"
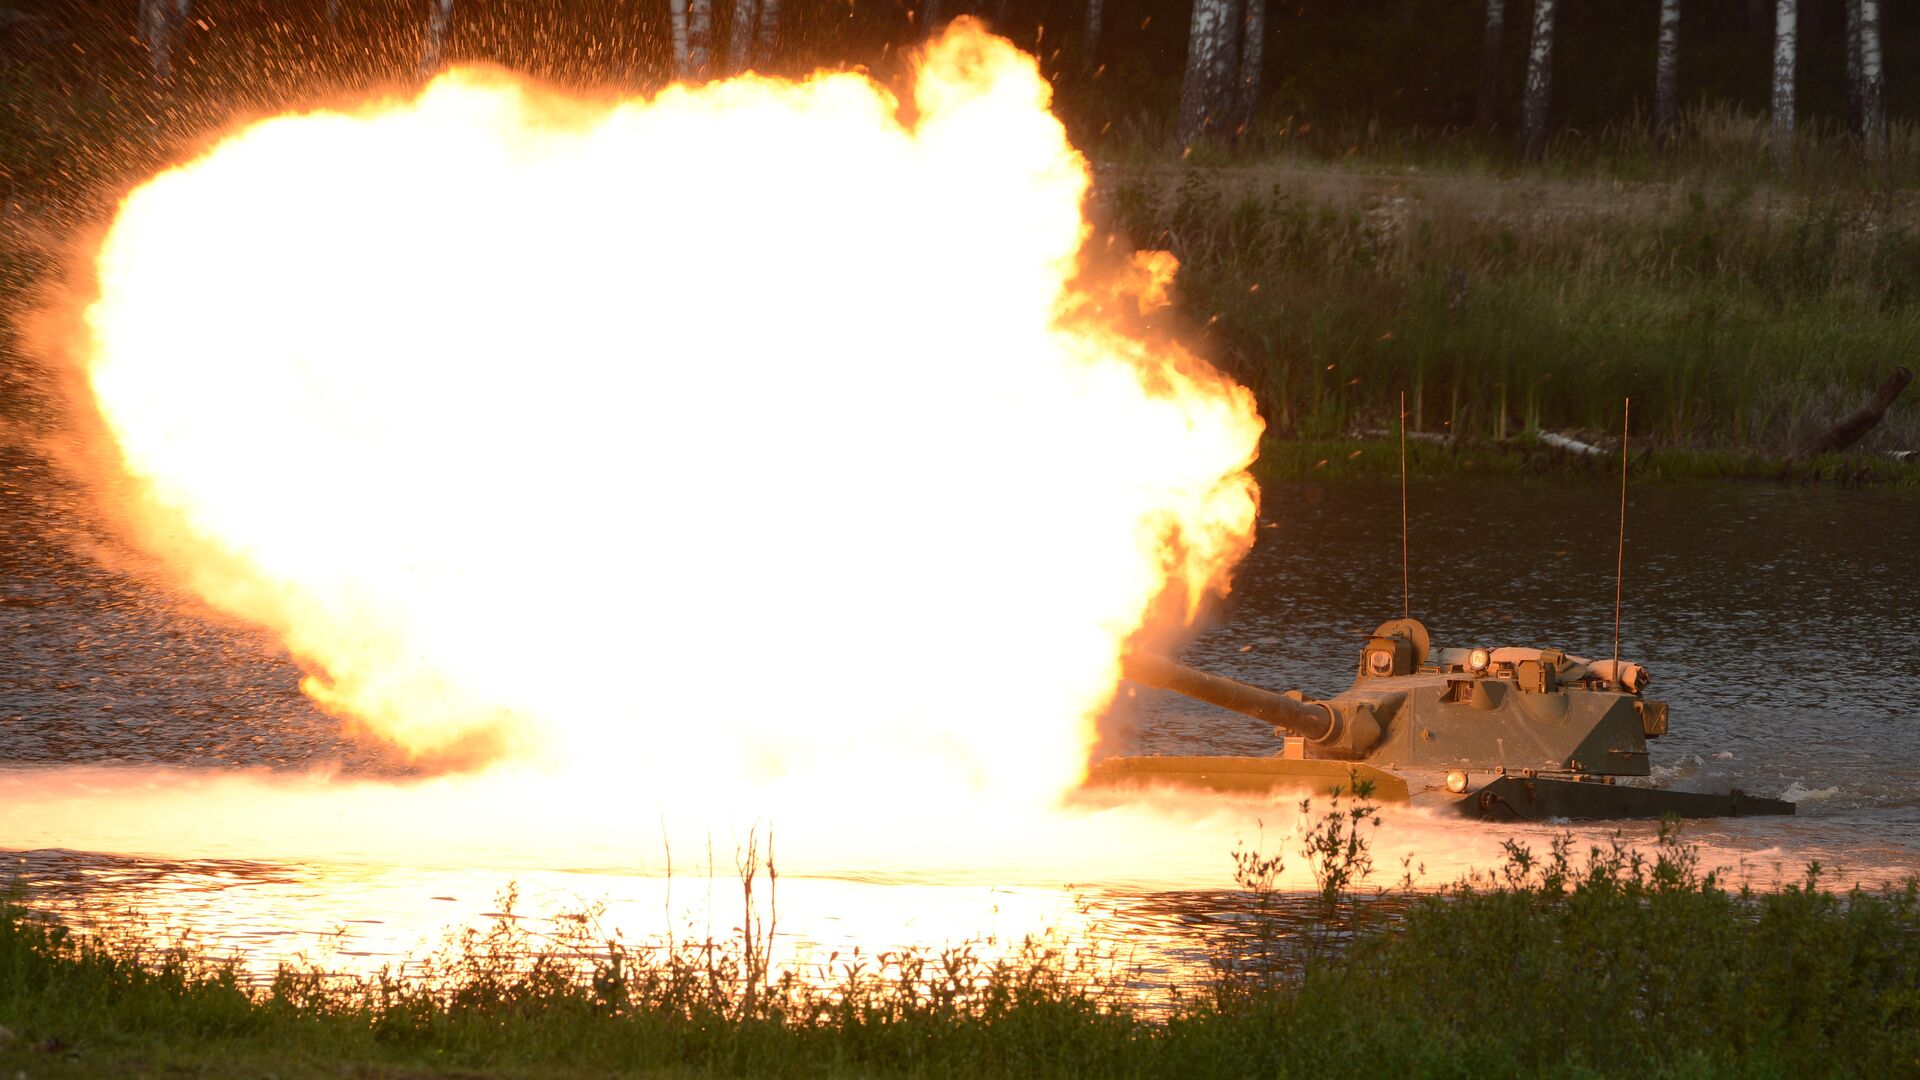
[{"x1": 6, "y1": 447, "x2": 1918, "y2": 982}]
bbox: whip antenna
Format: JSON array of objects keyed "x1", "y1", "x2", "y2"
[
  {"x1": 1400, "y1": 389, "x2": 1410, "y2": 620},
  {"x1": 1613, "y1": 397, "x2": 1630, "y2": 672}
]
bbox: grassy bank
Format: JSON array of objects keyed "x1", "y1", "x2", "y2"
[
  {"x1": 1102, "y1": 162, "x2": 1920, "y2": 458},
  {"x1": 1091, "y1": 100, "x2": 1920, "y2": 193},
  {"x1": 5, "y1": 830, "x2": 1918, "y2": 1078}
]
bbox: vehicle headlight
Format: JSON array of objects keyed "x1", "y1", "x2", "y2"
[
  {"x1": 1468, "y1": 648, "x2": 1490, "y2": 672},
  {"x1": 1445, "y1": 769, "x2": 1471, "y2": 794}
]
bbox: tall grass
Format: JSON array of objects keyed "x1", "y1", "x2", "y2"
[
  {"x1": 1093, "y1": 101, "x2": 1920, "y2": 193},
  {"x1": 1102, "y1": 155, "x2": 1920, "y2": 453}
]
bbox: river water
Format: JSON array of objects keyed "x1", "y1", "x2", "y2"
[{"x1": 5, "y1": 448, "x2": 1919, "y2": 987}]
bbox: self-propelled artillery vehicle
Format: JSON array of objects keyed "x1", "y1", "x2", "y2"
[{"x1": 1088, "y1": 618, "x2": 1795, "y2": 820}]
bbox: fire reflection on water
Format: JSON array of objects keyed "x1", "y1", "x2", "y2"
[
  {"x1": 6, "y1": 847, "x2": 1229, "y2": 995},
  {"x1": 10, "y1": 783, "x2": 1920, "y2": 999}
]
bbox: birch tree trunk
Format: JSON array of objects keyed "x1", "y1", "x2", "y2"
[
  {"x1": 138, "y1": 0, "x2": 191, "y2": 83},
  {"x1": 1235, "y1": 0, "x2": 1265, "y2": 134},
  {"x1": 1086, "y1": 0, "x2": 1103, "y2": 67},
  {"x1": 1520, "y1": 0, "x2": 1555, "y2": 159},
  {"x1": 1220, "y1": 0, "x2": 1243, "y2": 114},
  {"x1": 1771, "y1": 0, "x2": 1796, "y2": 171},
  {"x1": 1846, "y1": 0, "x2": 1864, "y2": 134},
  {"x1": 1474, "y1": 0, "x2": 1505, "y2": 128},
  {"x1": 1176, "y1": 0, "x2": 1237, "y2": 145},
  {"x1": 754, "y1": 0, "x2": 780, "y2": 66},
  {"x1": 687, "y1": 0, "x2": 712, "y2": 76},
  {"x1": 419, "y1": 0, "x2": 453, "y2": 75},
  {"x1": 670, "y1": 0, "x2": 691, "y2": 78},
  {"x1": 1858, "y1": 0, "x2": 1886, "y2": 158},
  {"x1": 727, "y1": 0, "x2": 757, "y2": 72},
  {"x1": 1654, "y1": 0, "x2": 1680, "y2": 144}
]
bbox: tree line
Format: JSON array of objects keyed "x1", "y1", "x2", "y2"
[
  {"x1": 1176, "y1": 0, "x2": 1891, "y2": 161},
  {"x1": 91, "y1": 0, "x2": 1913, "y2": 163}
]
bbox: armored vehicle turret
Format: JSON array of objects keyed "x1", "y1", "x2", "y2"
[{"x1": 1088, "y1": 619, "x2": 1794, "y2": 820}]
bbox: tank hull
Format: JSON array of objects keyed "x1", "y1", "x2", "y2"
[
  {"x1": 1085, "y1": 756, "x2": 1795, "y2": 820},
  {"x1": 1463, "y1": 774, "x2": 1795, "y2": 820}
]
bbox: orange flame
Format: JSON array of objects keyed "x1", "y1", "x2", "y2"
[{"x1": 74, "y1": 25, "x2": 1262, "y2": 826}]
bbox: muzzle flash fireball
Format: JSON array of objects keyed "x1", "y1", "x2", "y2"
[{"x1": 74, "y1": 22, "x2": 1264, "y2": 827}]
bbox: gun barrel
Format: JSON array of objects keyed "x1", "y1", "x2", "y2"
[{"x1": 1122, "y1": 653, "x2": 1333, "y2": 742}]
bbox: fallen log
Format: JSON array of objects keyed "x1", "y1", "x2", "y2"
[
  {"x1": 1358, "y1": 428, "x2": 1613, "y2": 455},
  {"x1": 1796, "y1": 367, "x2": 1913, "y2": 457},
  {"x1": 1538, "y1": 431, "x2": 1609, "y2": 458}
]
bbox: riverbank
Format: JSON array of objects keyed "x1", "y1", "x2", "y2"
[
  {"x1": 3, "y1": 831, "x2": 1917, "y2": 1078},
  {"x1": 1098, "y1": 162, "x2": 1920, "y2": 458},
  {"x1": 1253, "y1": 435, "x2": 1920, "y2": 486}
]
